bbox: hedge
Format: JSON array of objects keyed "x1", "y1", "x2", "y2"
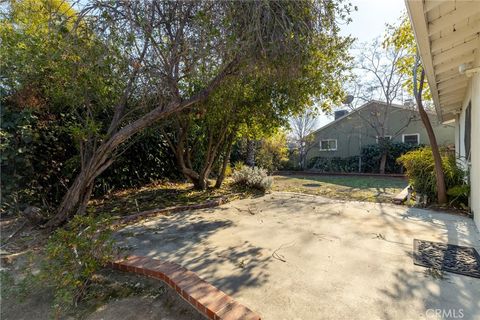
[{"x1": 308, "y1": 142, "x2": 422, "y2": 173}]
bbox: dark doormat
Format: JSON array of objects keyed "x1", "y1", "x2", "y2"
[{"x1": 413, "y1": 239, "x2": 480, "y2": 279}]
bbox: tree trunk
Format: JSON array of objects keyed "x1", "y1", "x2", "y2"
[
  {"x1": 379, "y1": 151, "x2": 387, "y2": 174},
  {"x1": 299, "y1": 143, "x2": 306, "y2": 170},
  {"x1": 215, "y1": 141, "x2": 233, "y2": 188},
  {"x1": 46, "y1": 152, "x2": 112, "y2": 227},
  {"x1": 195, "y1": 174, "x2": 209, "y2": 190},
  {"x1": 418, "y1": 105, "x2": 447, "y2": 203},
  {"x1": 417, "y1": 107, "x2": 447, "y2": 204},
  {"x1": 416, "y1": 69, "x2": 447, "y2": 204},
  {"x1": 246, "y1": 139, "x2": 256, "y2": 167},
  {"x1": 78, "y1": 182, "x2": 94, "y2": 216}
]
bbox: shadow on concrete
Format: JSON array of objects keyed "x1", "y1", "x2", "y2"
[
  {"x1": 115, "y1": 193, "x2": 479, "y2": 318},
  {"x1": 375, "y1": 204, "x2": 479, "y2": 320},
  {"x1": 115, "y1": 208, "x2": 270, "y2": 295}
]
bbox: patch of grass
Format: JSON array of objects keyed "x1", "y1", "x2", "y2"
[{"x1": 272, "y1": 174, "x2": 407, "y2": 203}]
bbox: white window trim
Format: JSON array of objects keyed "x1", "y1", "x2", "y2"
[
  {"x1": 319, "y1": 139, "x2": 337, "y2": 151},
  {"x1": 375, "y1": 135, "x2": 392, "y2": 143},
  {"x1": 402, "y1": 133, "x2": 420, "y2": 144}
]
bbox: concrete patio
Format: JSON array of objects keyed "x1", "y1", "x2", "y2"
[{"x1": 116, "y1": 192, "x2": 480, "y2": 320}]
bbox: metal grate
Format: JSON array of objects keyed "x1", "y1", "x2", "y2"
[{"x1": 413, "y1": 239, "x2": 480, "y2": 279}]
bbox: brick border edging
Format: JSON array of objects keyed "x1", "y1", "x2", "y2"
[{"x1": 108, "y1": 256, "x2": 261, "y2": 320}]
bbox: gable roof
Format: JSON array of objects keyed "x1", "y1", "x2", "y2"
[{"x1": 311, "y1": 100, "x2": 428, "y2": 135}]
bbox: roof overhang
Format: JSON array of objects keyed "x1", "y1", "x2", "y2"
[{"x1": 405, "y1": 0, "x2": 480, "y2": 122}]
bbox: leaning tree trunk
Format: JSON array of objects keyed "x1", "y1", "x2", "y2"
[
  {"x1": 418, "y1": 105, "x2": 447, "y2": 203},
  {"x1": 415, "y1": 69, "x2": 447, "y2": 204},
  {"x1": 45, "y1": 58, "x2": 238, "y2": 227},
  {"x1": 46, "y1": 145, "x2": 114, "y2": 227}
]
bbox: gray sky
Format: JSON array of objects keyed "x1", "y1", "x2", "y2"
[
  {"x1": 340, "y1": 0, "x2": 406, "y2": 41},
  {"x1": 314, "y1": 0, "x2": 406, "y2": 129}
]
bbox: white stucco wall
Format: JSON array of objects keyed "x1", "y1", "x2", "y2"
[{"x1": 455, "y1": 44, "x2": 480, "y2": 230}]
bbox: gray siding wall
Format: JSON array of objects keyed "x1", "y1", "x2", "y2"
[{"x1": 306, "y1": 102, "x2": 455, "y2": 161}]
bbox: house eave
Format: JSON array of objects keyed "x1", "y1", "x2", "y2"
[
  {"x1": 405, "y1": 0, "x2": 480, "y2": 123},
  {"x1": 405, "y1": 0, "x2": 444, "y2": 122}
]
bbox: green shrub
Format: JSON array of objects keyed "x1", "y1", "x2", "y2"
[
  {"x1": 94, "y1": 128, "x2": 179, "y2": 195},
  {"x1": 41, "y1": 214, "x2": 115, "y2": 312},
  {"x1": 0, "y1": 106, "x2": 179, "y2": 214},
  {"x1": 447, "y1": 184, "x2": 470, "y2": 208},
  {"x1": 308, "y1": 156, "x2": 359, "y2": 172},
  {"x1": 255, "y1": 132, "x2": 289, "y2": 173},
  {"x1": 361, "y1": 142, "x2": 422, "y2": 173},
  {"x1": 1, "y1": 107, "x2": 77, "y2": 213},
  {"x1": 397, "y1": 147, "x2": 466, "y2": 204},
  {"x1": 232, "y1": 166, "x2": 273, "y2": 192},
  {"x1": 306, "y1": 142, "x2": 420, "y2": 173}
]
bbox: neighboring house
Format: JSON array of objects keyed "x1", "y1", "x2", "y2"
[
  {"x1": 306, "y1": 100, "x2": 454, "y2": 162},
  {"x1": 406, "y1": 0, "x2": 480, "y2": 229}
]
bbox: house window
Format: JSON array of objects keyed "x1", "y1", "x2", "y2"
[
  {"x1": 376, "y1": 136, "x2": 392, "y2": 144},
  {"x1": 320, "y1": 139, "x2": 337, "y2": 151},
  {"x1": 402, "y1": 133, "x2": 420, "y2": 145}
]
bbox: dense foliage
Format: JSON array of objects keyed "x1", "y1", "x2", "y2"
[
  {"x1": 0, "y1": 106, "x2": 179, "y2": 214},
  {"x1": 308, "y1": 156, "x2": 359, "y2": 173},
  {"x1": 360, "y1": 142, "x2": 422, "y2": 174},
  {"x1": 253, "y1": 131, "x2": 290, "y2": 173},
  {"x1": 41, "y1": 214, "x2": 114, "y2": 312},
  {"x1": 307, "y1": 142, "x2": 421, "y2": 173},
  {"x1": 398, "y1": 147, "x2": 467, "y2": 205},
  {"x1": 94, "y1": 128, "x2": 179, "y2": 195},
  {"x1": 1, "y1": 0, "x2": 354, "y2": 224},
  {"x1": 1, "y1": 107, "x2": 77, "y2": 212}
]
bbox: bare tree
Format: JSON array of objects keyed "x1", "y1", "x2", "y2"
[
  {"x1": 290, "y1": 110, "x2": 317, "y2": 169},
  {"x1": 348, "y1": 39, "x2": 414, "y2": 174}
]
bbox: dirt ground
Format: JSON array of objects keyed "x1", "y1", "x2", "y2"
[
  {"x1": 116, "y1": 192, "x2": 480, "y2": 320},
  {"x1": 0, "y1": 217, "x2": 204, "y2": 320},
  {"x1": 0, "y1": 267, "x2": 204, "y2": 320},
  {"x1": 84, "y1": 271, "x2": 204, "y2": 320}
]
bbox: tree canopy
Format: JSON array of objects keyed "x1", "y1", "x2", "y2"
[{"x1": 1, "y1": 0, "x2": 354, "y2": 225}]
